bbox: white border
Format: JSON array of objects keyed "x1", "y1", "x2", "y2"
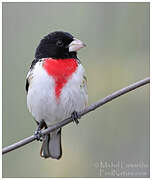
[
  {"x1": 150, "y1": 1, "x2": 151, "y2": 179},
  {"x1": 0, "y1": 1, "x2": 150, "y2": 180},
  {"x1": 0, "y1": 0, "x2": 151, "y2": 2},
  {"x1": 0, "y1": 0, "x2": 2, "y2": 179}
]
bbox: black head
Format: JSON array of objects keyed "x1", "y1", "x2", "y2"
[{"x1": 35, "y1": 31, "x2": 86, "y2": 59}]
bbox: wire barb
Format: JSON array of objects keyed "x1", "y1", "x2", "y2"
[{"x1": 2, "y1": 77, "x2": 150, "y2": 155}]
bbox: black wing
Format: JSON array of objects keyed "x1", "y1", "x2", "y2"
[
  {"x1": 25, "y1": 58, "x2": 40, "y2": 93},
  {"x1": 25, "y1": 79, "x2": 29, "y2": 92}
]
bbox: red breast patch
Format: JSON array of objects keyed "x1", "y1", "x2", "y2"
[{"x1": 43, "y1": 58, "x2": 78, "y2": 101}]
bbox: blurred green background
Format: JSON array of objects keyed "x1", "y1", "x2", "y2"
[{"x1": 2, "y1": 2, "x2": 149, "y2": 178}]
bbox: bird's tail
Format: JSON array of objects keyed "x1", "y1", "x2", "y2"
[{"x1": 40, "y1": 128, "x2": 62, "y2": 159}]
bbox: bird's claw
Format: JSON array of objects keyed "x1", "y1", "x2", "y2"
[
  {"x1": 34, "y1": 130, "x2": 43, "y2": 141},
  {"x1": 71, "y1": 111, "x2": 81, "y2": 125}
]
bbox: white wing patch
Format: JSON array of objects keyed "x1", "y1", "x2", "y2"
[{"x1": 81, "y1": 75, "x2": 88, "y2": 105}]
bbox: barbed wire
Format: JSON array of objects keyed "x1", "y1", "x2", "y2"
[{"x1": 2, "y1": 77, "x2": 150, "y2": 155}]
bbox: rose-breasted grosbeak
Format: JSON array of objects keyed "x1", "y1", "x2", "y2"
[{"x1": 26, "y1": 31, "x2": 88, "y2": 159}]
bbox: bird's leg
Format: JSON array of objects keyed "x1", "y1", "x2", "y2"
[
  {"x1": 71, "y1": 111, "x2": 81, "y2": 125},
  {"x1": 34, "y1": 120, "x2": 46, "y2": 141}
]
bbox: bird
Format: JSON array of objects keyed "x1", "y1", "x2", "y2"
[{"x1": 26, "y1": 31, "x2": 88, "y2": 159}]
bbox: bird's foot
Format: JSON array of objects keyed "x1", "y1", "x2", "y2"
[
  {"x1": 34, "y1": 119, "x2": 46, "y2": 141},
  {"x1": 71, "y1": 111, "x2": 81, "y2": 125},
  {"x1": 34, "y1": 130, "x2": 43, "y2": 141}
]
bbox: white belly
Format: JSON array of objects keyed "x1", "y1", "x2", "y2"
[{"x1": 27, "y1": 62, "x2": 88, "y2": 126}]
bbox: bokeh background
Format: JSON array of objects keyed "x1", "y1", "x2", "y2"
[{"x1": 2, "y1": 2, "x2": 150, "y2": 178}]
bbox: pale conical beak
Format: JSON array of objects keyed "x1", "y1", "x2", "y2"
[{"x1": 69, "y1": 38, "x2": 86, "y2": 52}]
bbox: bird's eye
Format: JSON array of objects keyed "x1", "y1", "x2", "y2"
[{"x1": 56, "y1": 40, "x2": 64, "y2": 47}]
